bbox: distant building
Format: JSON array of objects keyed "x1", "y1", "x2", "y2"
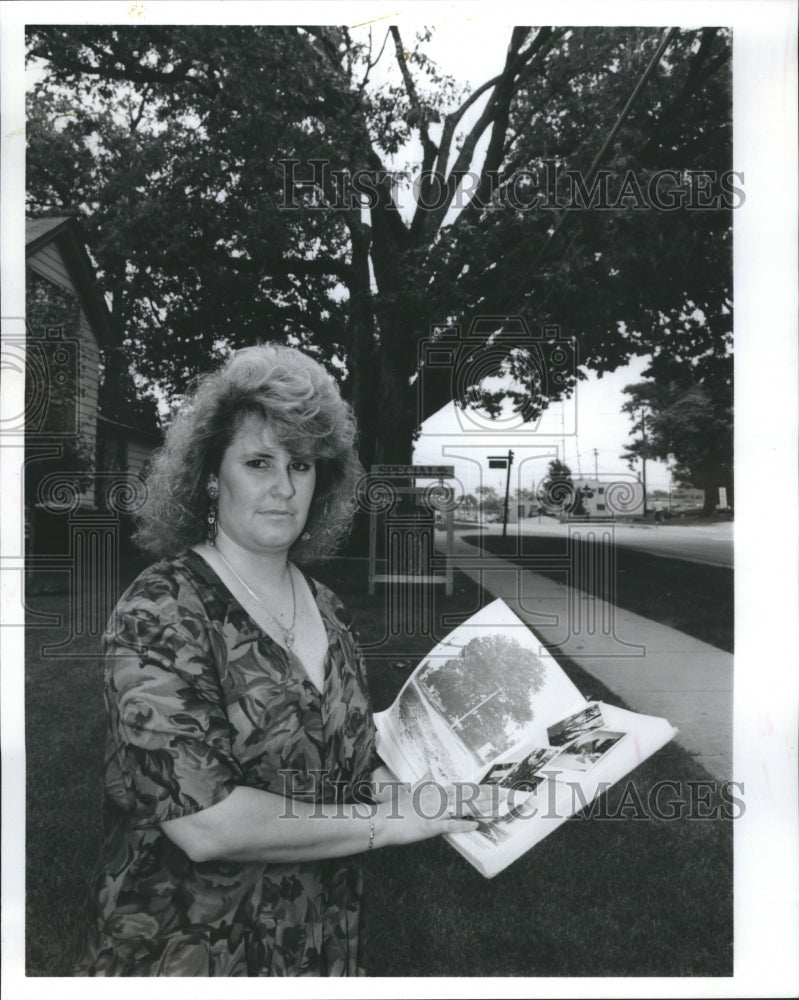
[
  {"x1": 509, "y1": 497, "x2": 540, "y2": 522},
  {"x1": 670, "y1": 488, "x2": 705, "y2": 511},
  {"x1": 25, "y1": 217, "x2": 161, "y2": 555},
  {"x1": 572, "y1": 478, "x2": 617, "y2": 518}
]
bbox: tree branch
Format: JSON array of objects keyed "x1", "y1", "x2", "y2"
[
  {"x1": 29, "y1": 29, "x2": 221, "y2": 97},
  {"x1": 390, "y1": 25, "x2": 439, "y2": 177},
  {"x1": 640, "y1": 29, "x2": 731, "y2": 163},
  {"x1": 358, "y1": 27, "x2": 391, "y2": 93},
  {"x1": 410, "y1": 27, "x2": 557, "y2": 242}
]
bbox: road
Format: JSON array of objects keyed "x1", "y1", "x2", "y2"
[{"x1": 461, "y1": 518, "x2": 733, "y2": 569}]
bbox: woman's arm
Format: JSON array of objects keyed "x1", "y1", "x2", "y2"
[
  {"x1": 370, "y1": 763, "x2": 398, "y2": 802},
  {"x1": 160, "y1": 781, "x2": 494, "y2": 864}
]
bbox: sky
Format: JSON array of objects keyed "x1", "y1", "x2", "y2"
[{"x1": 413, "y1": 355, "x2": 674, "y2": 496}]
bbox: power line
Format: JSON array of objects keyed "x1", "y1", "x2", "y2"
[{"x1": 513, "y1": 27, "x2": 679, "y2": 303}]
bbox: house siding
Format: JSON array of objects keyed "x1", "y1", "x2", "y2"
[
  {"x1": 27, "y1": 243, "x2": 101, "y2": 508},
  {"x1": 126, "y1": 438, "x2": 157, "y2": 475},
  {"x1": 27, "y1": 241, "x2": 73, "y2": 290}
]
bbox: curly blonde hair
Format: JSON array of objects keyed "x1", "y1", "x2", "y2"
[{"x1": 134, "y1": 344, "x2": 362, "y2": 563}]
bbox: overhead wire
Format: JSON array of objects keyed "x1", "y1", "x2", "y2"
[{"x1": 511, "y1": 27, "x2": 679, "y2": 307}]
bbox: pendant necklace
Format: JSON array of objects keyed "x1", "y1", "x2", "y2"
[{"x1": 215, "y1": 548, "x2": 297, "y2": 649}]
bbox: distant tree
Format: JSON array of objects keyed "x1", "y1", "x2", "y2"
[
  {"x1": 512, "y1": 487, "x2": 536, "y2": 502},
  {"x1": 619, "y1": 406, "x2": 658, "y2": 502},
  {"x1": 538, "y1": 458, "x2": 584, "y2": 515},
  {"x1": 621, "y1": 363, "x2": 732, "y2": 515},
  {"x1": 475, "y1": 484, "x2": 502, "y2": 519},
  {"x1": 458, "y1": 492, "x2": 479, "y2": 520}
]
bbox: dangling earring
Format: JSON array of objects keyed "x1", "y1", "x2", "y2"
[
  {"x1": 206, "y1": 480, "x2": 219, "y2": 546},
  {"x1": 301, "y1": 500, "x2": 327, "y2": 543}
]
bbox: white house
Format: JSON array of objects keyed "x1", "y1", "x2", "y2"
[{"x1": 25, "y1": 216, "x2": 161, "y2": 554}]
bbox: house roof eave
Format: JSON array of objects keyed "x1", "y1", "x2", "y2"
[{"x1": 26, "y1": 216, "x2": 122, "y2": 350}]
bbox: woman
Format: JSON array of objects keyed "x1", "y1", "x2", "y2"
[{"x1": 76, "y1": 344, "x2": 484, "y2": 977}]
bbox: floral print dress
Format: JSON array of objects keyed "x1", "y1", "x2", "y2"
[{"x1": 76, "y1": 549, "x2": 377, "y2": 977}]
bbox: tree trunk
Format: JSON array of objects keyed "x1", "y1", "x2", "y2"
[
  {"x1": 368, "y1": 203, "x2": 420, "y2": 466},
  {"x1": 346, "y1": 221, "x2": 380, "y2": 471},
  {"x1": 698, "y1": 462, "x2": 733, "y2": 516}
]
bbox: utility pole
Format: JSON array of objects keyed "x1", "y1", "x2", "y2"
[
  {"x1": 502, "y1": 450, "x2": 514, "y2": 537},
  {"x1": 640, "y1": 407, "x2": 648, "y2": 517},
  {"x1": 593, "y1": 448, "x2": 599, "y2": 480},
  {"x1": 489, "y1": 450, "x2": 515, "y2": 537}
]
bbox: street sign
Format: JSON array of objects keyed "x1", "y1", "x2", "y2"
[
  {"x1": 487, "y1": 451, "x2": 515, "y2": 536},
  {"x1": 372, "y1": 464, "x2": 454, "y2": 478}
]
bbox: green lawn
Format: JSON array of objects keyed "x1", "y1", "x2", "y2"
[
  {"x1": 25, "y1": 556, "x2": 732, "y2": 977},
  {"x1": 463, "y1": 532, "x2": 734, "y2": 652}
]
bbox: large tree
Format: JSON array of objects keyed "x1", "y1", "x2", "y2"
[
  {"x1": 26, "y1": 24, "x2": 733, "y2": 464},
  {"x1": 620, "y1": 358, "x2": 733, "y2": 515}
]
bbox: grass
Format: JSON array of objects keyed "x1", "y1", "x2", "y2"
[
  {"x1": 462, "y1": 532, "x2": 734, "y2": 653},
  {"x1": 24, "y1": 555, "x2": 732, "y2": 977}
]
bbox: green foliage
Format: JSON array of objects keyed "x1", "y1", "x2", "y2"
[
  {"x1": 27, "y1": 25, "x2": 732, "y2": 463},
  {"x1": 621, "y1": 361, "x2": 732, "y2": 512},
  {"x1": 539, "y1": 458, "x2": 584, "y2": 515},
  {"x1": 474, "y1": 484, "x2": 501, "y2": 517}
]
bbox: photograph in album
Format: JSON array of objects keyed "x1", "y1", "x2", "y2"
[
  {"x1": 547, "y1": 704, "x2": 605, "y2": 746},
  {"x1": 482, "y1": 747, "x2": 558, "y2": 793},
  {"x1": 375, "y1": 599, "x2": 677, "y2": 877},
  {"x1": 549, "y1": 730, "x2": 627, "y2": 773}
]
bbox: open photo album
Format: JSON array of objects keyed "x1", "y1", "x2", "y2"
[{"x1": 374, "y1": 599, "x2": 677, "y2": 877}]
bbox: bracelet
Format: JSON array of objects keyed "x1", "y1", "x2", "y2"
[{"x1": 367, "y1": 816, "x2": 375, "y2": 851}]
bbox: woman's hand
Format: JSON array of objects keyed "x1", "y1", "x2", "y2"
[{"x1": 373, "y1": 778, "x2": 502, "y2": 847}]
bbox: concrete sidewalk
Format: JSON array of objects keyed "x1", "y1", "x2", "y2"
[{"x1": 440, "y1": 532, "x2": 732, "y2": 780}]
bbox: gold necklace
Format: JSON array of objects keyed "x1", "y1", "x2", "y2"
[{"x1": 215, "y1": 549, "x2": 297, "y2": 649}]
